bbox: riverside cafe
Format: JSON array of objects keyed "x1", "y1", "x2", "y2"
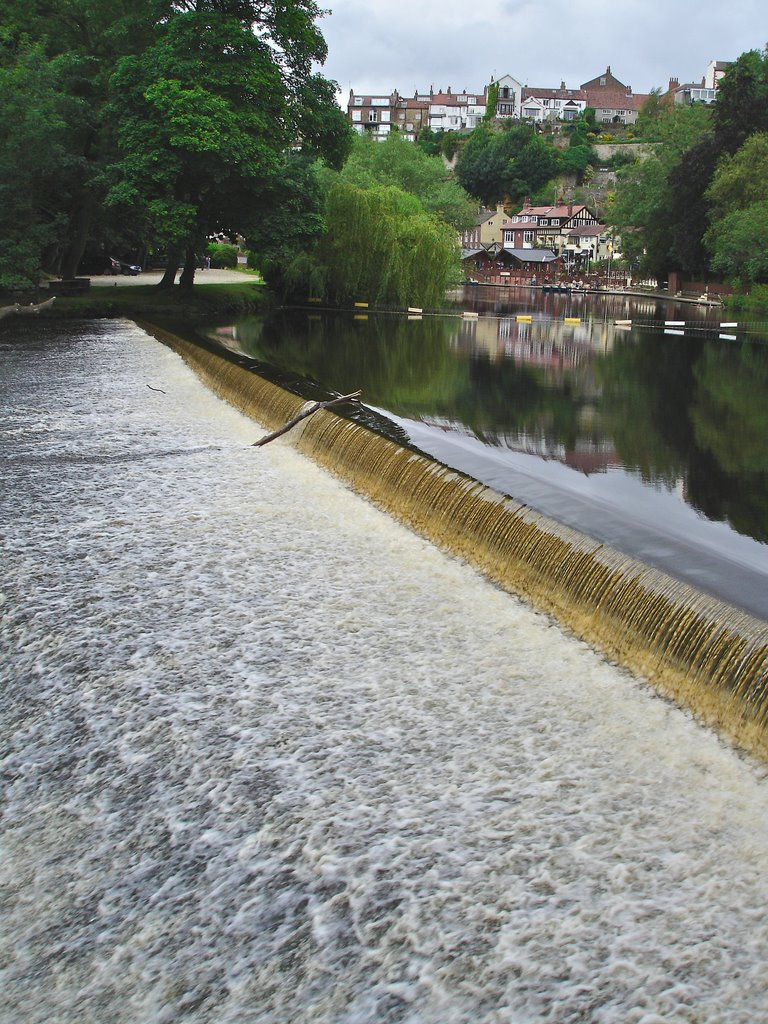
[{"x1": 461, "y1": 243, "x2": 562, "y2": 286}]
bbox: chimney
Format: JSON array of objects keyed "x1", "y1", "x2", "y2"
[
  {"x1": 447, "y1": 85, "x2": 452, "y2": 95},
  {"x1": 560, "y1": 80, "x2": 565, "y2": 90}
]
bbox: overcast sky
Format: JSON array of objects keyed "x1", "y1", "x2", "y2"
[{"x1": 318, "y1": 0, "x2": 765, "y2": 102}]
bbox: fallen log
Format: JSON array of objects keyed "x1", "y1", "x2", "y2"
[
  {"x1": 0, "y1": 297, "x2": 56, "y2": 321},
  {"x1": 253, "y1": 390, "x2": 362, "y2": 447}
]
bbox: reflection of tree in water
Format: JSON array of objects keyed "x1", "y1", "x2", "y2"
[
  {"x1": 236, "y1": 310, "x2": 588, "y2": 444},
  {"x1": 460, "y1": 354, "x2": 581, "y2": 447},
  {"x1": 224, "y1": 309, "x2": 768, "y2": 544},
  {"x1": 595, "y1": 335, "x2": 696, "y2": 487},
  {"x1": 690, "y1": 346, "x2": 768, "y2": 542},
  {"x1": 597, "y1": 335, "x2": 768, "y2": 544}
]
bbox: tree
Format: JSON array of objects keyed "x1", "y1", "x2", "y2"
[
  {"x1": 455, "y1": 123, "x2": 561, "y2": 206},
  {"x1": 712, "y1": 47, "x2": 768, "y2": 153},
  {"x1": 267, "y1": 179, "x2": 461, "y2": 308},
  {"x1": 0, "y1": 0, "x2": 159, "y2": 283},
  {"x1": 634, "y1": 88, "x2": 664, "y2": 139},
  {"x1": 701, "y1": 133, "x2": 768, "y2": 285},
  {"x1": 607, "y1": 102, "x2": 712, "y2": 277},
  {"x1": 106, "y1": 0, "x2": 351, "y2": 292},
  {"x1": 0, "y1": 44, "x2": 69, "y2": 289},
  {"x1": 663, "y1": 49, "x2": 768, "y2": 278},
  {"x1": 332, "y1": 133, "x2": 475, "y2": 230}
]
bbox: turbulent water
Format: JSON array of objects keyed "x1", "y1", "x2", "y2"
[{"x1": 2, "y1": 320, "x2": 768, "y2": 1024}]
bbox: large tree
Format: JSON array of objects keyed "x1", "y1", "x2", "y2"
[
  {"x1": 607, "y1": 102, "x2": 712, "y2": 277},
  {"x1": 0, "y1": 0, "x2": 349, "y2": 291},
  {"x1": 666, "y1": 48, "x2": 768, "y2": 278},
  {"x1": 106, "y1": 0, "x2": 350, "y2": 291}
]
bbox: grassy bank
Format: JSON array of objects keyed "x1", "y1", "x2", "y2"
[
  {"x1": 721, "y1": 284, "x2": 768, "y2": 318},
  {"x1": 4, "y1": 281, "x2": 272, "y2": 321}
]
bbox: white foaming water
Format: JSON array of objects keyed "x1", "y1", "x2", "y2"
[{"x1": 2, "y1": 321, "x2": 768, "y2": 1024}]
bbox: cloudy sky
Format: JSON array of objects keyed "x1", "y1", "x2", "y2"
[{"x1": 318, "y1": 0, "x2": 765, "y2": 101}]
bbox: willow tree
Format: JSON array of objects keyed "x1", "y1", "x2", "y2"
[{"x1": 307, "y1": 181, "x2": 459, "y2": 308}]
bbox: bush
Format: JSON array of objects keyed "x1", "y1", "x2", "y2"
[{"x1": 206, "y1": 242, "x2": 239, "y2": 269}]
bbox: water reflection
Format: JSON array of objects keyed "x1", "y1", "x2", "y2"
[{"x1": 203, "y1": 288, "x2": 768, "y2": 613}]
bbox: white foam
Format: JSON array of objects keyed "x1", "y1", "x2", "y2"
[{"x1": 1, "y1": 320, "x2": 768, "y2": 1024}]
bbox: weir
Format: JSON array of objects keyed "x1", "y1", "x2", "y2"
[{"x1": 143, "y1": 322, "x2": 768, "y2": 764}]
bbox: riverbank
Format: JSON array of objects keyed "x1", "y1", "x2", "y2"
[{"x1": 1, "y1": 270, "x2": 270, "y2": 321}]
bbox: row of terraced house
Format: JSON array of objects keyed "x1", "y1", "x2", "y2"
[{"x1": 346, "y1": 61, "x2": 730, "y2": 141}]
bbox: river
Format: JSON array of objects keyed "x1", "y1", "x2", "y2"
[{"x1": 2, "y1": 318, "x2": 768, "y2": 1023}]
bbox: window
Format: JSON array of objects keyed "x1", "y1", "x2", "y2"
[
  {"x1": 600, "y1": 76, "x2": 606, "y2": 86},
  {"x1": 352, "y1": 110, "x2": 361, "y2": 122},
  {"x1": 501, "y1": 87, "x2": 509, "y2": 98},
  {"x1": 368, "y1": 111, "x2": 377, "y2": 122},
  {"x1": 353, "y1": 96, "x2": 363, "y2": 105},
  {"x1": 524, "y1": 230, "x2": 533, "y2": 243},
  {"x1": 372, "y1": 97, "x2": 389, "y2": 106}
]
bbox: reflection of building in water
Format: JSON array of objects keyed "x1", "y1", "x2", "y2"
[
  {"x1": 438, "y1": 314, "x2": 620, "y2": 473},
  {"x1": 451, "y1": 313, "x2": 617, "y2": 366}
]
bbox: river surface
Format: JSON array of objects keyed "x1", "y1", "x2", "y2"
[
  {"x1": 208, "y1": 287, "x2": 768, "y2": 619},
  {"x1": 2, "y1": 319, "x2": 768, "y2": 1023}
]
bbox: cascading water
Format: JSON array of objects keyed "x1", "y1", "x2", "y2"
[
  {"x1": 3, "y1": 319, "x2": 768, "y2": 1024},
  {"x1": 149, "y1": 324, "x2": 768, "y2": 764}
]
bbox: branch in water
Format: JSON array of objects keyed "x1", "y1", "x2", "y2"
[
  {"x1": 146, "y1": 384, "x2": 167, "y2": 394},
  {"x1": 0, "y1": 297, "x2": 56, "y2": 321},
  {"x1": 252, "y1": 391, "x2": 362, "y2": 447}
]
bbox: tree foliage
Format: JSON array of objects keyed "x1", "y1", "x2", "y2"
[
  {"x1": 455, "y1": 123, "x2": 562, "y2": 206},
  {"x1": 332, "y1": 133, "x2": 474, "y2": 230},
  {"x1": 0, "y1": 44, "x2": 70, "y2": 288},
  {"x1": 0, "y1": 0, "x2": 349, "y2": 292},
  {"x1": 609, "y1": 47, "x2": 768, "y2": 283}
]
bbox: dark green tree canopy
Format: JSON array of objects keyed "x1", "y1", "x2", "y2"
[
  {"x1": 455, "y1": 123, "x2": 563, "y2": 206},
  {"x1": 0, "y1": 0, "x2": 350, "y2": 290}
]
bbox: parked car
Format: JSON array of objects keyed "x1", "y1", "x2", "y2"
[
  {"x1": 77, "y1": 255, "x2": 120, "y2": 276},
  {"x1": 115, "y1": 260, "x2": 141, "y2": 276}
]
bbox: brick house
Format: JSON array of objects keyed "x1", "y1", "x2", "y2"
[{"x1": 580, "y1": 66, "x2": 648, "y2": 125}]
